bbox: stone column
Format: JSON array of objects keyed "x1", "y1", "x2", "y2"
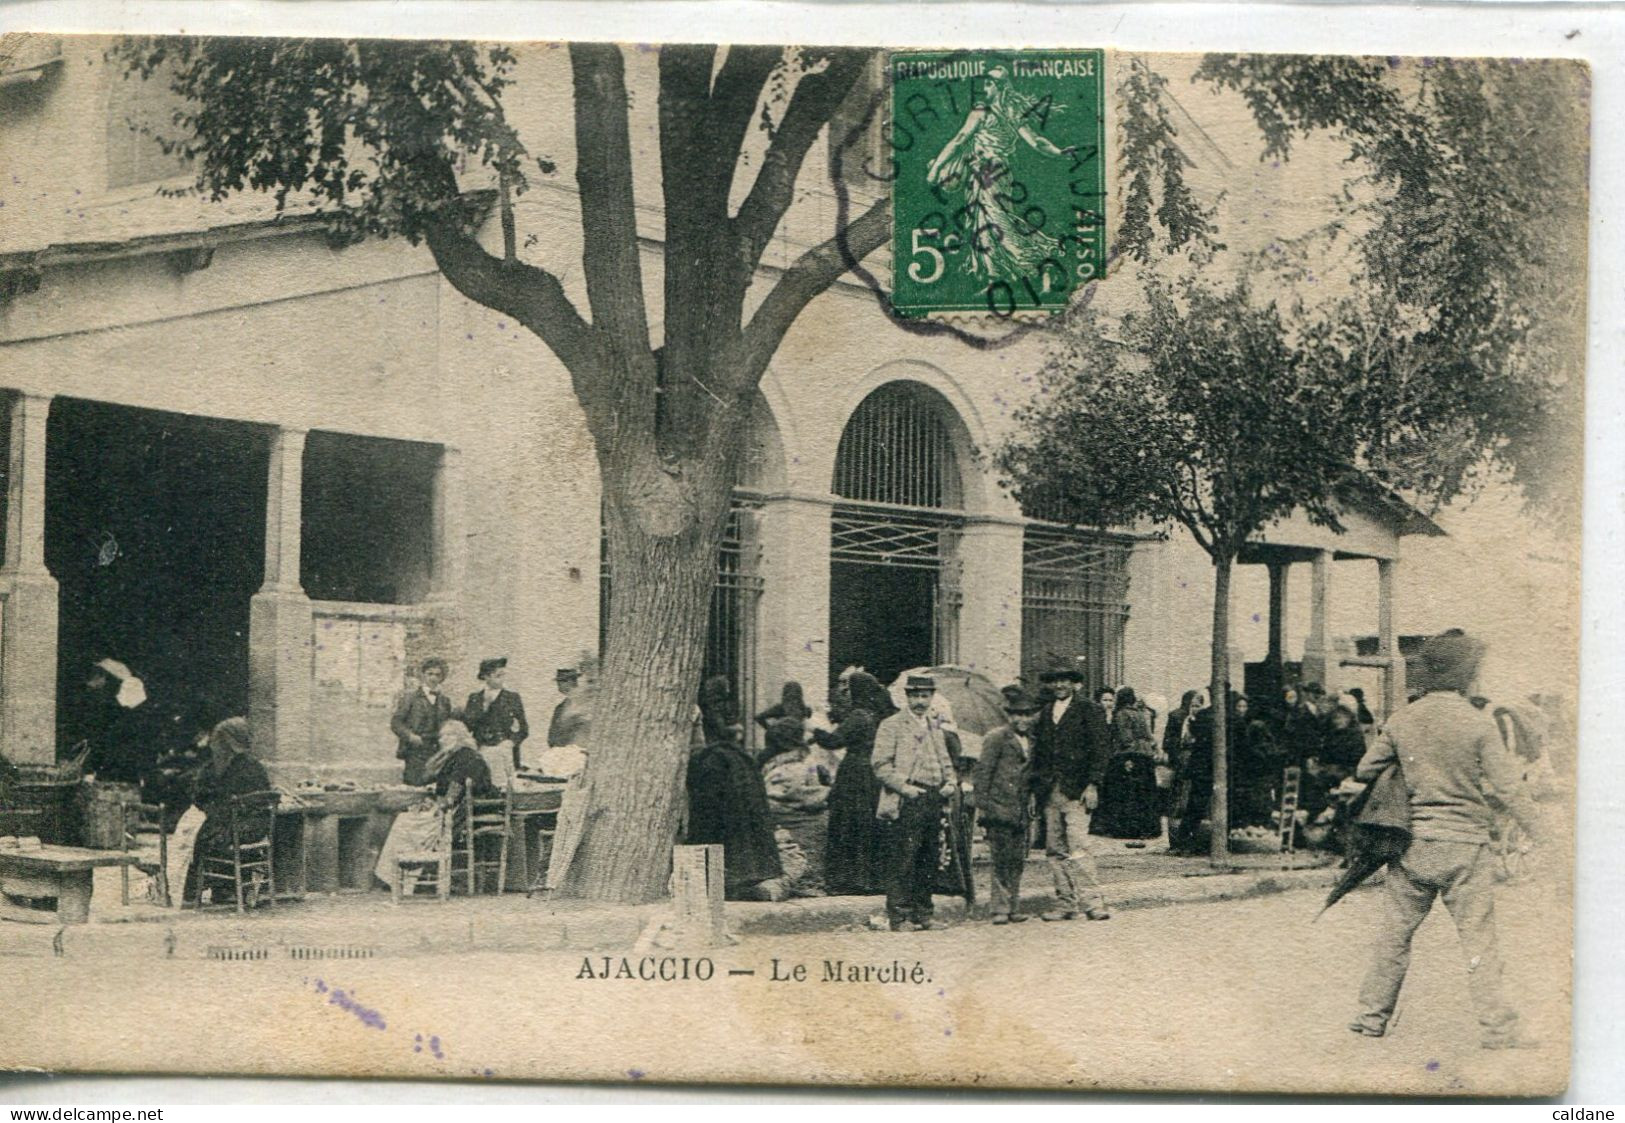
[
  {"x1": 955, "y1": 516, "x2": 1025, "y2": 687},
  {"x1": 1377, "y1": 557, "x2": 1405, "y2": 719},
  {"x1": 248, "y1": 427, "x2": 314, "y2": 771},
  {"x1": 0, "y1": 392, "x2": 59, "y2": 763},
  {"x1": 425, "y1": 444, "x2": 467, "y2": 669},
  {"x1": 754, "y1": 494, "x2": 833, "y2": 710},
  {"x1": 1266, "y1": 561, "x2": 1289, "y2": 669},
  {"x1": 1301, "y1": 548, "x2": 1339, "y2": 694}
]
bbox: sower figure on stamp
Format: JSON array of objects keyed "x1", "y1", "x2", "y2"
[
  {"x1": 972, "y1": 687, "x2": 1043, "y2": 925},
  {"x1": 872, "y1": 674, "x2": 960, "y2": 932},
  {"x1": 392, "y1": 657, "x2": 453, "y2": 786},
  {"x1": 1032, "y1": 661, "x2": 1112, "y2": 922},
  {"x1": 1349, "y1": 631, "x2": 1545, "y2": 1047}
]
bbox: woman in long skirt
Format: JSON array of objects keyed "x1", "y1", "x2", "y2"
[{"x1": 814, "y1": 670, "x2": 892, "y2": 895}]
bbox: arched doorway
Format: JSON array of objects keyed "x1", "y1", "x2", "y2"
[{"x1": 828, "y1": 381, "x2": 967, "y2": 686}]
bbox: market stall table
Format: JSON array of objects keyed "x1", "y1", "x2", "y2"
[{"x1": 0, "y1": 845, "x2": 141, "y2": 924}]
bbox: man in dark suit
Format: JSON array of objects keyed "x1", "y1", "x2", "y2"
[
  {"x1": 391, "y1": 657, "x2": 454, "y2": 785},
  {"x1": 1031, "y1": 662, "x2": 1112, "y2": 921},
  {"x1": 465, "y1": 657, "x2": 530, "y2": 772}
]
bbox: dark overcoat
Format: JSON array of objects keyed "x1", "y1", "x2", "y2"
[
  {"x1": 1033, "y1": 696, "x2": 1111, "y2": 803},
  {"x1": 971, "y1": 725, "x2": 1035, "y2": 829}
]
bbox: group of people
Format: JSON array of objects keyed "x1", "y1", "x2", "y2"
[
  {"x1": 1159, "y1": 680, "x2": 1378, "y2": 854},
  {"x1": 681, "y1": 662, "x2": 1122, "y2": 931},
  {"x1": 389, "y1": 656, "x2": 534, "y2": 789}
]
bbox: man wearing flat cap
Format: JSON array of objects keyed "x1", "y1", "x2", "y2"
[
  {"x1": 1031, "y1": 661, "x2": 1112, "y2": 921},
  {"x1": 464, "y1": 657, "x2": 530, "y2": 780},
  {"x1": 1349, "y1": 630, "x2": 1545, "y2": 1047},
  {"x1": 973, "y1": 687, "x2": 1043, "y2": 924},
  {"x1": 871, "y1": 674, "x2": 960, "y2": 931}
]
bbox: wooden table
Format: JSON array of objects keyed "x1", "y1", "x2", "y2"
[{"x1": 0, "y1": 845, "x2": 141, "y2": 924}]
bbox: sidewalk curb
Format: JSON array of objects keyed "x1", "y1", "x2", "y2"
[
  {"x1": 727, "y1": 865, "x2": 1341, "y2": 935},
  {"x1": 3, "y1": 863, "x2": 1340, "y2": 960}
]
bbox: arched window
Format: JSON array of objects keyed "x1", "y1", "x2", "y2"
[{"x1": 832, "y1": 381, "x2": 963, "y2": 509}]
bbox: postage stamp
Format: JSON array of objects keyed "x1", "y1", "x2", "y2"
[{"x1": 889, "y1": 49, "x2": 1107, "y2": 319}]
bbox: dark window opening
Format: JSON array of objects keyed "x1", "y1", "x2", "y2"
[
  {"x1": 45, "y1": 399, "x2": 269, "y2": 742},
  {"x1": 301, "y1": 432, "x2": 437, "y2": 605}
]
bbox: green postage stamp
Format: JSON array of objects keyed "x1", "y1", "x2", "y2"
[{"x1": 889, "y1": 50, "x2": 1107, "y2": 319}]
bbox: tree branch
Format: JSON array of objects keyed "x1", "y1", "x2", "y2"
[
  {"x1": 570, "y1": 43, "x2": 653, "y2": 354},
  {"x1": 421, "y1": 208, "x2": 599, "y2": 379},
  {"x1": 733, "y1": 193, "x2": 888, "y2": 386},
  {"x1": 708, "y1": 46, "x2": 784, "y2": 187},
  {"x1": 732, "y1": 49, "x2": 873, "y2": 271}
]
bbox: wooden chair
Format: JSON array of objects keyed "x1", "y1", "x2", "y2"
[
  {"x1": 453, "y1": 782, "x2": 512, "y2": 895},
  {"x1": 196, "y1": 790, "x2": 280, "y2": 913},
  {"x1": 391, "y1": 802, "x2": 453, "y2": 905},
  {"x1": 119, "y1": 800, "x2": 169, "y2": 907}
]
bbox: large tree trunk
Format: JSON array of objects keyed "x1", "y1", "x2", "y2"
[
  {"x1": 555, "y1": 449, "x2": 738, "y2": 904},
  {"x1": 1208, "y1": 554, "x2": 1232, "y2": 866}
]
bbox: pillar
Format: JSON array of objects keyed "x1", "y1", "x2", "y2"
[
  {"x1": 1377, "y1": 557, "x2": 1405, "y2": 718},
  {"x1": 0, "y1": 392, "x2": 59, "y2": 763},
  {"x1": 248, "y1": 427, "x2": 313, "y2": 770},
  {"x1": 1301, "y1": 548, "x2": 1339, "y2": 694},
  {"x1": 1266, "y1": 561, "x2": 1289, "y2": 669},
  {"x1": 425, "y1": 444, "x2": 467, "y2": 669},
  {"x1": 754, "y1": 494, "x2": 833, "y2": 708},
  {"x1": 955, "y1": 516, "x2": 1025, "y2": 688}
]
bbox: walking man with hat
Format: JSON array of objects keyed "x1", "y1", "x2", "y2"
[
  {"x1": 973, "y1": 687, "x2": 1043, "y2": 924},
  {"x1": 1349, "y1": 630, "x2": 1545, "y2": 1047},
  {"x1": 872, "y1": 674, "x2": 960, "y2": 932},
  {"x1": 1032, "y1": 661, "x2": 1112, "y2": 921}
]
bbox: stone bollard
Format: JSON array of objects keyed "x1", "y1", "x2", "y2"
[{"x1": 669, "y1": 843, "x2": 727, "y2": 948}]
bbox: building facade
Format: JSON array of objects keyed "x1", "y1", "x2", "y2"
[{"x1": 3, "y1": 39, "x2": 1548, "y2": 784}]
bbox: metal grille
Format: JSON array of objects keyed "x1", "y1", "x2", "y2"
[
  {"x1": 830, "y1": 503, "x2": 962, "y2": 570},
  {"x1": 599, "y1": 494, "x2": 764, "y2": 749},
  {"x1": 832, "y1": 383, "x2": 962, "y2": 508},
  {"x1": 1020, "y1": 526, "x2": 1133, "y2": 695}
]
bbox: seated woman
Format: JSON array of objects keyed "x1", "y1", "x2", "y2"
[
  {"x1": 373, "y1": 720, "x2": 495, "y2": 890},
  {"x1": 182, "y1": 717, "x2": 272, "y2": 906},
  {"x1": 761, "y1": 726, "x2": 833, "y2": 897}
]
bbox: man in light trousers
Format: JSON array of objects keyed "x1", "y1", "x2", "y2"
[
  {"x1": 1350, "y1": 631, "x2": 1544, "y2": 1048},
  {"x1": 1032, "y1": 663, "x2": 1111, "y2": 921}
]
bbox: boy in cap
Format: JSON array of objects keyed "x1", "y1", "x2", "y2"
[
  {"x1": 973, "y1": 688, "x2": 1043, "y2": 924},
  {"x1": 871, "y1": 674, "x2": 959, "y2": 931},
  {"x1": 1349, "y1": 630, "x2": 1545, "y2": 1047}
]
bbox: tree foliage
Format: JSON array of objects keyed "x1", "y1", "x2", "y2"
[{"x1": 995, "y1": 282, "x2": 1361, "y2": 555}]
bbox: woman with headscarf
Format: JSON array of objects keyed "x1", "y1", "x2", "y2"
[
  {"x1": 1093, "y1": 687, "x2": 1163, "y2": 840},
  {"x1": 373, "y1": 719, "x2": 494, "y2": 890},
  {"x1": 814, "y1": 669, "x2": 893, "y2": 895},
  {"x1": 78, "y1": 658, "x2": 162, "y2": 786},
  {"x1": 182, "y1": 717, "x2": 272, "y2": 906},
  {"x1": 1168, "y1": 691, "x2": 1215, "y2": 855},
  {"x1": 755, "y1": 681, "x2": 813, "y2": 766},
  {"x1": 1227, "y1": 694, "x2": 1283, "y2": 829},
  {"x1": 686, "y1": 681, "x2": 784, "y2": 901}
]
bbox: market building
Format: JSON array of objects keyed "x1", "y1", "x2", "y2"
[{"x1": 1, "y1": 38, "x2": 1565, "y2": 787}]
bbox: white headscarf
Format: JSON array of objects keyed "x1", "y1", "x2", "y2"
[{"x1": 95, "y1": 658, "x2": 148, "y2": 709}]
